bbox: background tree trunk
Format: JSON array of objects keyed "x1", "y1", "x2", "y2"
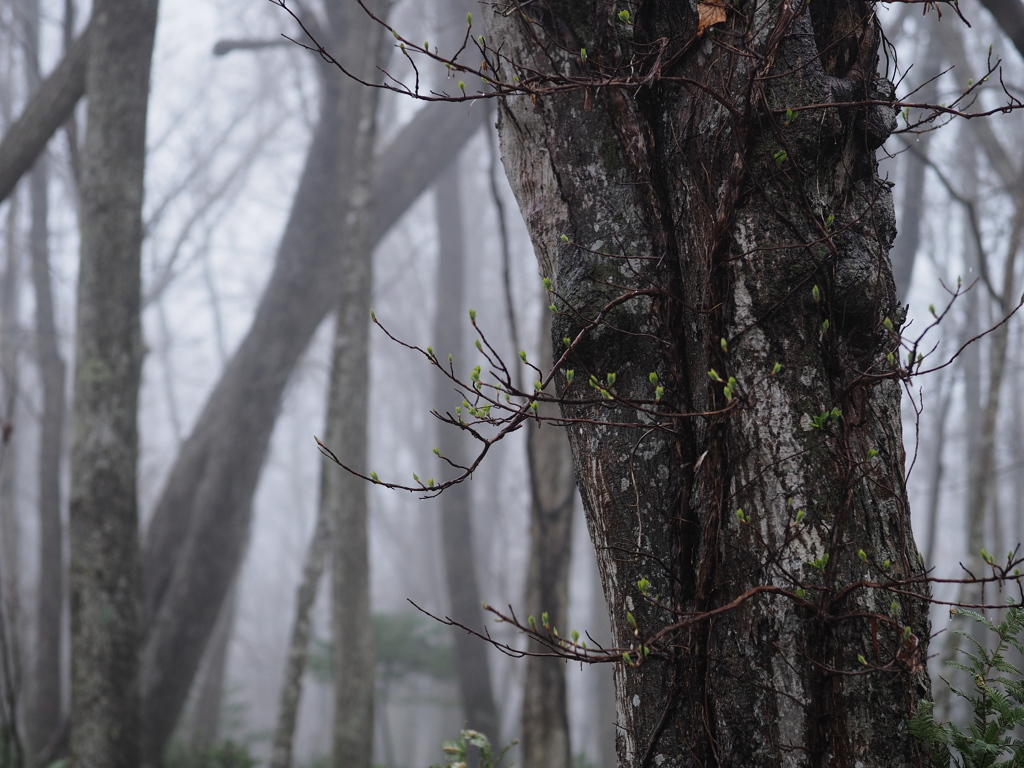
[
  {"x1": 433, "y1": 159, "x2": 501, "y2": 743},
  {"x1": 138, "y1": 95, "x2": 484, "y2": 762},
  {"x1": 520, "y1": 309, "x2": 575, "y2": 768},
  {"x1": 315, "y1": 2, "x2": 390, "y2": 765},
  {"x1": 23, "y1": 0, "x2": 68, "y2": 751},
  {"x1": 68, "y1": 0, "x2": 156, "y2": 763},
  {"x1": 489, "y1": 1, "x2": 931, "y2": 764}
]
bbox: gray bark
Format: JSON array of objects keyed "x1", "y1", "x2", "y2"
[
  {"x1": 488, "y1": 1, "x2": 930, "y2": 765},
  {"x1": 0, "y1": 22, "x2": 90, "y2": 205},
  {"x1": 320, "y1": 3, "x2": 390, "y2": 764},
  {"x1": 433, "y1": 159, "x2": 501, "y2": 743},
  {"x1": 67, "y1": 0, "x2": 156, "y2": 764},
  {"x1": 520, "y1": 309, "x2": 575, "y2": 768},
  {"x1": 190, "y1": 581, "x2": 236, "y2": 749},
  {"x1": 23, "y1": 0, "x2": 68, "y2": 751},
  {"x1": 270, "y1": 509, "x2": 331, "y2": 768}
]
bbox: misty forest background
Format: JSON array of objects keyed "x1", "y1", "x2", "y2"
[{"x1": 0, "y1": 0, "x2": 1023, "y2": 766}]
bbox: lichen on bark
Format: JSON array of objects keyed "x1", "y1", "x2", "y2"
[{"x1": 487, "y1": 0, "x2": 930, "y2": 765}]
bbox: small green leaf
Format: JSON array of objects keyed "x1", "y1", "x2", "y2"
[
  {"x1": 883, "y1": 317, "x2": 894, "y2": 332},
  {"x1": 771, "y1": 362, "x2": 782, "y2": 375},
  {"x1": 720, "y1": 337, "x2": 729, "y2": 353},
  {"x1": 571, "y1": 629, "x2": 580, "y2": 643},
  {"x1": 370, "y1": 471, "x2": 379, "y2": 483},
  {"x1": 466, "y1": 11, "x2": 472, "y2": 24},
  {"x1": 580, "y1": 47, "x2": 587, "y2": 62},
  {"x1": 617, "y1": 8, "x2": 630, "y2": 22},
  {"x1": 469, "y1": 308, "x2": 477, "y2": 322},
  {"x1": 858, "y1": 654, "x2": 868, "y2": 666},
  {"x1": 637, "y1": 578, "x2": 650, "y2": 594},
  {"x1": 542, "y1": 276, "x2": 553, "y2": 291},
  {"x1": 565, "y1": 369, "x2": 575, "y2": 384},
  {"x1": 811, "y1": 284, "x2": 820, "y2": 303},
  {"x1": 560, "y1": 234, "x2": 570, "y2": 243},
  {"x1": 649, "y1": 372, "x2": 659, "y2": 384},
  {"x1": 858, "y1": 549, "x2": 868, "y2": 563},
  {"x1": 519, "y1": 350, "x2": 528, "y2": 362},
  {"x1": 708, "y1": 369, "x2": 723, "y2": 382},
  {"x1": 626, "y1": 612, "x2": 636, "y2": 628}
]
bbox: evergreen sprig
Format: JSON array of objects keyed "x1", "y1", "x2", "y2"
[{"x1": 911, "y1": 604, "x2": 1024, "y2": 767}]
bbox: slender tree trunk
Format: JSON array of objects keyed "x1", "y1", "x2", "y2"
[
  {"x1": 270, "y1": 509, "x2": 332, "y2": 768},
  {"x1": 68, "y1": 0, "x2": 156, "y2": 764},
  {"x1": 489, "y1": 1, "x2": 931, "y2": 764},
  {"x1": 433, "y1": 159, "x2": 500, "y2": 742},
  {"x1": 892, "y1": 33, "x2": 941, "y2": 302},
  {"x1": 313, "y1": 2, "x2": 391, "y2": 765},
  {"x1": 23, "y1": 0, "x2": 68, "y2": 751},
  {"x1": 520, "y1": 310, "x2": 575, "y2": 768}
]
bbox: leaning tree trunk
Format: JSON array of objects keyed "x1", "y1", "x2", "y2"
[
  {"x1": 488, "y1": 1, "x2": 930, "y2": 766},
  {"x1": 68, "y1": 0, "x2": 156, "y2": 763}
]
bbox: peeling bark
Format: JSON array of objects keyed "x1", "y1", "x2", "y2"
[{"x1": 488, "y1": 1, "x2": 930, "y2": 765}]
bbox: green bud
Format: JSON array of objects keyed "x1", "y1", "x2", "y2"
[
  {"x1": 466, "y1": 11, "x2": 472, "y2": 24},
  {"x1": 519, "y1": 350, "x2": 528, "y2": 362},
  {"x1": 618, "y1": 9, "x2": 630, "y2": 22},
  {"x1": 606, "y1": 372, "x2": 616, "y2": 386},
  {"x1": 637, "y1": 578, "x2": 650, "y2": 594},
  {"x1": 811, "y1": 284, "x2": 820, "y2": 303},
  {"x1": 370, "y1": 471, "x2": 379, "y2": 483},
  {"x1": 649, "y1": 372, "x2": 659, "y2": 384},
  {"x1": 883, "y1": 317, "x2": 894, "y2": 332},
  {"x1": 563, "y1": 337, "x2": 572, "y2": 347},
  {"x1": 542, "y1": 277, "x2": 553, "y2": 290},
  {"x1": 571, "y1": 629, "x2": 580, "y2": 643},
  {"x1": 772, "y1": 362, "x2": 782, "y2": 375},
  {"x1": 858, "y1": 549, "x2": 867, "y2": 562},
  {"x1": 720, "y1": 337, "x2": 728, "y2": 353},
  {"x1": 565, "y1": 369, "x2": 575, "y2": 384},
  {"x1": 626, "y1": 612, "x2": 636, "y2": 628},
  {"x1": 560, "y1": 234, "x2": 570, "y2": 243},
  {"x1": 858, "y1": 654, "x2": 867, "y2": 666}
]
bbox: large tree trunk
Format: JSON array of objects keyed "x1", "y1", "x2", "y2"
[
  {"x1": 488, "y1": 1, "x2": 930, "y2": 765},
  {"x1": 68, "y1": 0, "x2": 156, "y2": 763}
]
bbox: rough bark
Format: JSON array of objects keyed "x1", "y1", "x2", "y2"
[
  {"x1": 67, "y1": 0, "x2": 156, "y2": 763},
  {"x1": 433, "y1": 160, "x2": 501, "y2": 743},
  {"x1": 0, "y1": 22, "x2": 90, "y2": 206},
  {"x1": 488, "y1": 1, "x2": 930, "y2": 766},
  {"x1": 138, "y1": 97, "x2": 484, "y2": 761},
  {"x1": 520, "y1": 310, "x2": 575, "y2": 768}
]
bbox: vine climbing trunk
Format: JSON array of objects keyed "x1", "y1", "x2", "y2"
[{"x1": 487, "y1": 1, "x2": 931, "y2": 765}]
